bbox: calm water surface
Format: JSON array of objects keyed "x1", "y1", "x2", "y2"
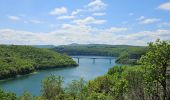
[{"x1": 0, "y1": 56, "x2": 118, "y2": 96}]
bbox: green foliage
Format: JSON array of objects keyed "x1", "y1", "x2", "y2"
[
  {"x1": 65, "y1": 78, "x2": 86, "y2": 99},
  {"x1": 86, "y1": 66, "x2": 129, "y2": 100},
  {"x1": 87, "y1": 75, "x2": 113, "y2": 94},
  {"x1": 108, "y1": 66, "x2": 124, "y2": 75},
  {"x1": 87, "y1": 92, "x2": 110, "y2": 100},
  {"x1": 139, "y1": 39, "x2": 170, "y2": 100},
  {"x1": 0, "y1": 89, "x2": 17, "y2": 100},
  {"x1": 0, "y1": 45, "x2": 77, "y2": 80},
  {"x1": 115, "y1": 46, "x2": 147, "y2": 65},
  {"x1": 19, "y1": 91, "x2": 34, "y2": 100},
  {"x1": 115, "y1": 51, "x2": 138, "y2": 65},
  {"x1": 41, "y1": 75, "x2": 64, "y2": 100},
  {"x1": 123, "y1": 66, "x2": 145, "y2": 100}
]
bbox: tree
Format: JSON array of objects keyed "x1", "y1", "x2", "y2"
[
  {"x1": 41, "y1": 75, "x2": 64, "y2": 100},
  {"x1": 19, "y1": 91, "x2": 34, "y2": 100},
  {"x1": 65, "y1": 78, "x2": 86, "y2": 99},
  {"x1": 139, "y1": 39, "x2": 170, "y2": 100},
  {"x1": 87, "y1": 92, "x2": 110, "y2": 100},
  {"x1": 0, "y1": 89, "x2": 17, "y2": 100}
]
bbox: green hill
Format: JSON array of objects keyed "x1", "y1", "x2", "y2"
[
  {"x1": 0, "y1": 45, "x2": 77, "y2": 80},
  {"x1": 53, "y1": 44, "x2": 147, "y2": 64}
]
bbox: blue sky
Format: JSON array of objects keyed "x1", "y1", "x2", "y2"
[{"x1": 0, "y1": 0, "x2": 170, "y2": 45}]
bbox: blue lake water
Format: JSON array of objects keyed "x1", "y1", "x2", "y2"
[{"x1": 0, "y1": 56, "x2": 118, "y2": 96}]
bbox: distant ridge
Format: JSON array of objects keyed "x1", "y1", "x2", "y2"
[
  {"x1": 59, "y1": 43, "x2": 145, "y2": 47},
  {"x1": 31, "y1": 45, "x2": 56, "y2": 48}
]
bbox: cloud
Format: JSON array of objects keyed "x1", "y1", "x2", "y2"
[
  {"x1": 160, "y1": 22, "x2": 170, "y2": 26},
  {"x1": 140, "y1": 18, "x2": 160, "y2": 24},
  {"x1": 128, "y1": 13, "x2": 134, "y2": 16},
  {"x1": 71, "y1": 9, "x2": 83, "y2": 15},
  {"x1": 60, "y1": 24, "x2": 93, "y2": 35},
  {"x1": 8, "y1": 15, "x2": 44, "y2": 24},
  {"x1": 29, "y1": 19, "x2": 44, "y2": 24},
  {"x1": 1, "y1": 26, "x2": 169, "y2": 46},
  {"x1": 8, "y1": 16, "x2": 20, "y2": 21},
  {"x1": 106, "y1": 27, "x2": 128, "y2": 33},
  {"x1": 93, "y1": 12, "x2": 106, "y2": 16},
  {"x1": 136, "y1": 16, "x2": 160, "y2": 24},
  {"x1": 158, "y1": 22, "x2": 170, "y2": 27},
  {"x1": 87, "y1": 0, "x2": 107, "y2": 11},
  {"x1": 57, "y1": 15, "x2": 75, "y2": 20},
  {"x1": 123, "y1": 29, "x2": 170, "y2": 45},
  {"x1": 158, "y1": 2, "x2": 170, "y2": 11},
  {"x1": 49, "y1": 7, "x2": 67, "y2": 16},
  {"x1": 73, "y1": 16, "x2": 106, "y2": 25},
  {"x1": 0, "y1": 29, "x2": 45, "y2": 45},
  {"x1": 136, "y1": 16, "x2": 145, "y2": 21}
]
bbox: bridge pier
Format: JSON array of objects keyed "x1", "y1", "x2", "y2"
[
  {"x1": 92, "y1": 58, "x2": 96, "y2": 64},
  {"x1": 77, "y1": 58, "x2": 79, "y2": 64},
  {"x1": 109, "y1": 58, "x2": 111, "y2": 64}
]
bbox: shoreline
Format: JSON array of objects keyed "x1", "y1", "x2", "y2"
[
  {"x1": 0, "y1": 64, "x2": 78, "y2": 81},
  {"x1": 0, "y1": 71, "x2": 38, "y2": 82}
]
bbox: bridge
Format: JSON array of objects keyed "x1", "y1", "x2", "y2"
[{"x1": 72, "y1": 56, "x2": 115, "y2": 64}]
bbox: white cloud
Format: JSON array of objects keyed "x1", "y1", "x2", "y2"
[
  {"x1": 158, "y1": 2, "x2": 170, "y2": 11},
  {"x1": 140, "y1": 18, "x2": 160, "y2": 24},
  {"x1": 8, "y1": 15, "x2": 45, "y2": 24},
  {"x1": 0, "y1": 29, "x2": 45, "y2": 45},
  {"x1": 87, "y1": 0, "x2": 107, "y2": 11},
  {"x1": 73, "y1": 16, "x2": 106, "y2": 25},
  {"x1": 137, "y1": 16, "x2": 160, "y2": 24},
  {"x1": 49, "y1": 7, "x2": 67, "y2": 16},
  {"x1": 71, "y1": 9, "x2": 83, "y2": 15},
  {"x1": 30, "y1": 19, "x2": 44, "y2": 24},
  {"x1": 136, "y1": 16, "x2": 145, "y2": 21},
  {"x1": 106, "y1": 27, "x2": 128, "y2": 33},
  {"x1": 1, "y1": 26, "x2": 169, "y2": 46},
  {"x1": 57, "y1": 15, "x2": 75, "y2": 20},
  {"x1": 159, "y1": 22, "x2": 170, "y2": 27},
  {"x1": 60, "y1": 24, "x2": 93, "y2": 35},
  {"x1": 128, "y1": 13, "x2": 134, "y2": 16},
  {"x1": 93, "y1": 12, "x2": 106, "y2": 16},
  {"x1": 8, "y1": 16, "x2": 20, "y2": 21},
  {"x1": 123, "y1": 29, "x2": 170, "y2": 45}
]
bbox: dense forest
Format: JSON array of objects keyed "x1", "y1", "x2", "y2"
[
  {"x1": 0, "y1": 45, "x2": 77, "y2": 80},
  {"x1": 53, "y1": 44, "x2": 147, "y2": 65},
  {"x1": 0, "y1": 40, "x2": 169, "y2": 100}
]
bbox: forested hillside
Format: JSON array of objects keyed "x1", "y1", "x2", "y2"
[
  {"x1": 53, "y1": 44, "x2": 147, "y2": 64},
  {"x1": 0, "y1": 45, "x2": 77, "y2": 80}
]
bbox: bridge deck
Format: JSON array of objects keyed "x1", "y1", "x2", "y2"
[{"x1": 72, "y1": 57, "x2": 115, "y2": 59}]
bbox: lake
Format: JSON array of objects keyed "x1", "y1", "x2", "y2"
[{"x1": 0, "y1": 56, "x2": 118, "y2": 96}]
